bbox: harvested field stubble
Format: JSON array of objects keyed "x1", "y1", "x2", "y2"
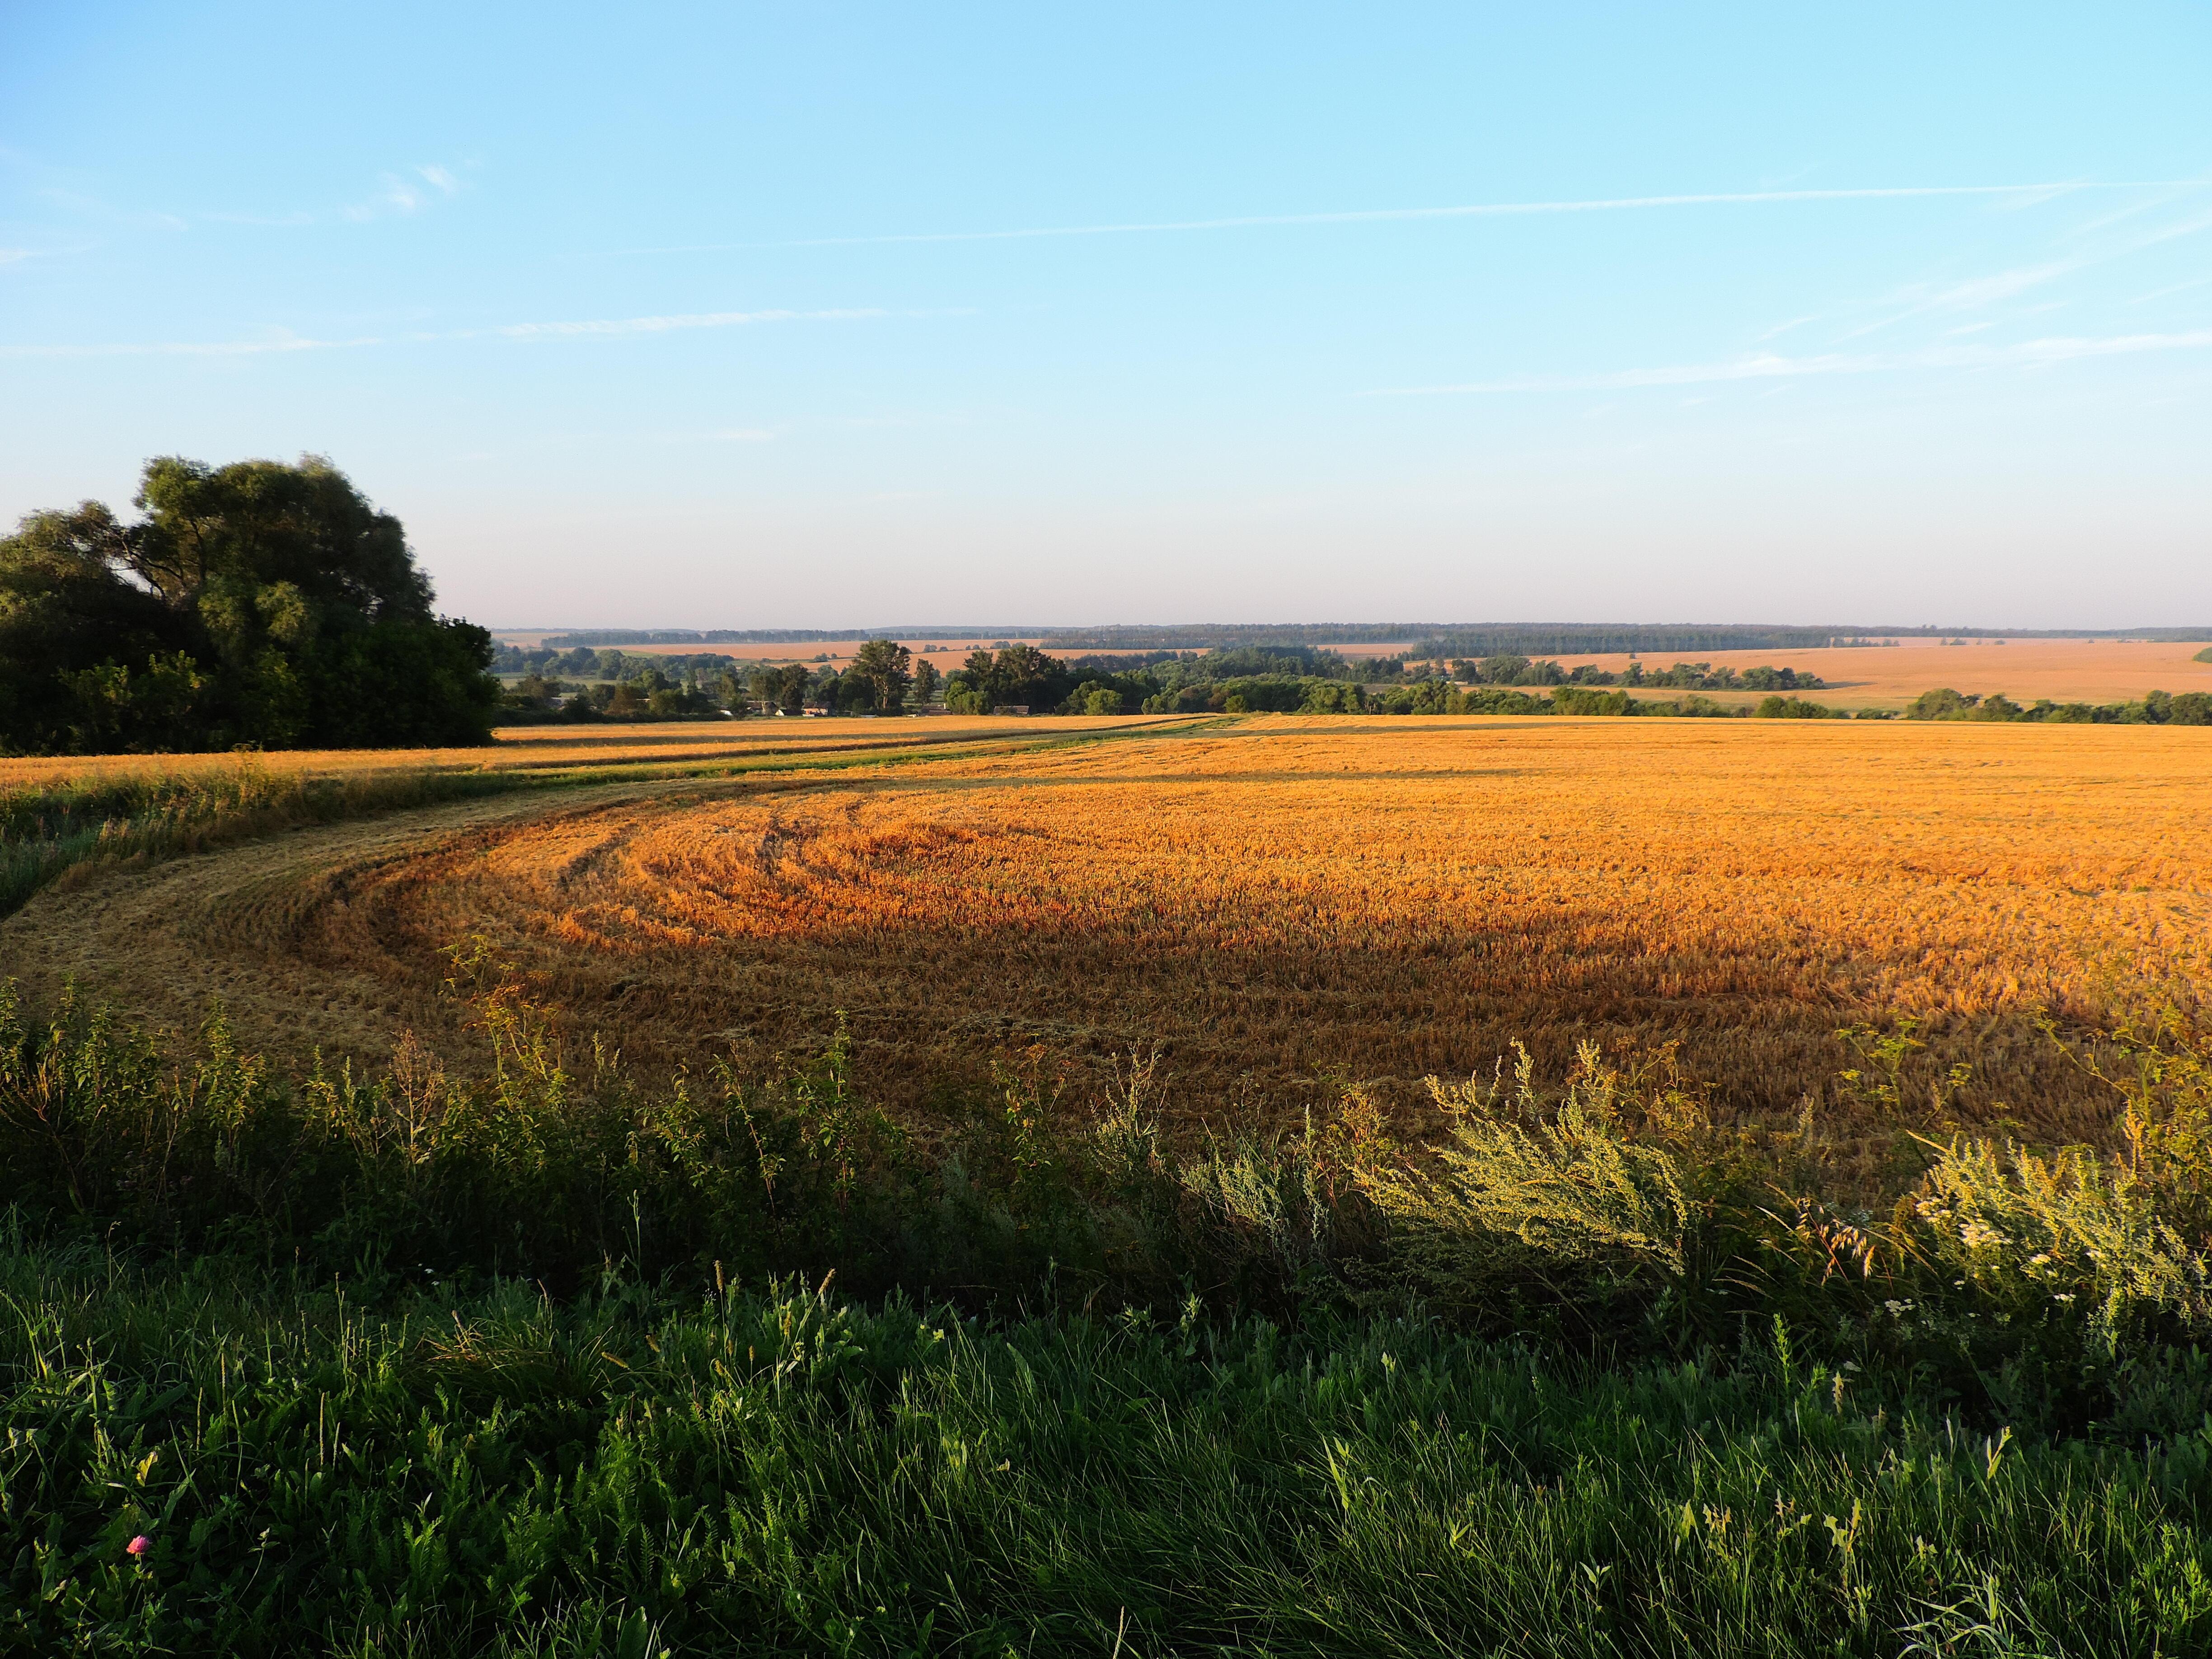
[
  {"x1": 0, "y1": 714, "x2": 1102, "y2": 793},
  {"x1": 23, "y1": 716, "x2": 2196, "y2": 1185},
  {"x1": 0, "y1": 716, "x2": 1178, "y2": 918}
]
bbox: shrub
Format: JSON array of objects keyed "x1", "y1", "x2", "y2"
[
  {"x1": 1358, "y1": 1044, "x2": 1696, "y2": 1319},
  {"x1": 1907, "y1": 687, "x2": 1978, "y2": 720},
  {"x1": 1756, "y1": 694, "x2": 1841, "y2": 719}
]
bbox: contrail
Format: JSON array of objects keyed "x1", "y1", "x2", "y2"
[
  {"x1": 1365, "y1": 328, "x2": 2212, "y2": 396},
  {"x1": 0, "y1": 307, "x2": 896, "y2": 358},
  {"x1": 595, "y1": 180, "x2": 2199, "y2": 255}
]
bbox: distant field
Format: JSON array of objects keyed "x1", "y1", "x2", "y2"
[
  {"x1": 12, "y1": 715, "x2": 2204, "y2": 1185},
  {"x1": 492, "y1": 633, "x2": 1048, "y2": 669},
  {"x1": 1504, "y1": 637, "x2": 2212, "y2": 709},
  {"x1": 0, "y1": 714, "x2": 1117, "y2": 792},
  {"x1": 489, "y1": 632, "x2": 2212, "y2": 706}
]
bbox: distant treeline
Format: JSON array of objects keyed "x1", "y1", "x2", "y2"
[
  {"x1": 494, "y1": 644, "x2": 755, "y2": 680},
  {"x1": 530, "y1": 623, "x2": 1867, "y2": 654},
  {"x1": 1905, "y1": 687, "x2": 2211, "y2": 725},
  {"x1": 1039, "y1": 622, "x2": 1863, "y2": 652},
  {"x1": 1410, "y1": 625, "x2": 2212, "y2": 655},
  {"x1": 534, "y1": 628, "x2": 1040, "y2": 647},
  {"x1": 491, "y1": 634, "x2": 2210, "y2": 728},
  {"x1": 1413, "y1": 625, "x2": 1901, "y2": 656},
  {"x1": 1041, "y1": 623, "x2": 1429, "y2": 649},
  {"x1": 963, "y1": 647, "x2": 1838, "y2": 718},
  {"x1": 553, "y1": 622, "x2": 2212, "y2": 656},
  {"x1": 1445, "y1": 654, "x2": 1823, "y2": 691}
]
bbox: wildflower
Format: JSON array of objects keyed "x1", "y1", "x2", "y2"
[{"x1": 127, "y1": 1534, "x2": 152, "y2": 1559}]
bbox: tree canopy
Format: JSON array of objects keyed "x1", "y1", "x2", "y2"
[{"x1": 0, "y1": 456, "x2": 499, "y2": 753}]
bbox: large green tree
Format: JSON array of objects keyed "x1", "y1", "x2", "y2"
[
  {"x1": 0, "y1": 455, "x2": 499, "y2": 753},
  {"x1": 847, "y1": 638, "x2": 913, "y2": 713},
  {"x1": 908, "y1": 657, "x2": 941, "y2": 711}
]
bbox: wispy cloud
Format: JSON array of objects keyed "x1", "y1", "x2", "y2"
[
  {"x1": 2130, "y1": 275, "x2": 2212, "y2": 305},
  {"x1": 1750, "y1": 314, "x2": 1820, "y2": 344},
  {"x1": 202, "y1": 209, "x2": 319, "y2": 227},
  {"x1": 1836, "y1": 206, "x2": 2212, "y2": 340},
  {"x1": 0, "y1": 305, "x2": 908, "y2": 358},
  {"x1": 479, "y1": 306, "x2": 886, "y2": 339},
  {"x1": 1836, "y1": 259, "x2": 2082, "y2": 339},
  {"x1": 12, "y1": 160, "x2": 474, "y2": 232},
  {"x1": 33, "y1": 187, "x2": 187, "y2": 232},
  {"x1": 0, "y1": 331, "x2": 372, "y2": 359},
  {"x1": 1367, "y1": 329, "x2": 2212, "y2": 395},
  {"x1": 342, "y1": 163, "x2": 464, "y2": 222},
  {"x1": 594, "y1": 179, "x2": 2201, "y2": 254}
]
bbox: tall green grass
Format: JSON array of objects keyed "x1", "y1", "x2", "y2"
[
  {"x1": 6, "y1": 976, "x2": 2212, "y2": 1651},
  {"x1": 7, "y1": 969, "x2": 2212, "y2": 1426},
  {"x1": 7, "y1": 1239, "x2": 2212, "y2": 1656}
]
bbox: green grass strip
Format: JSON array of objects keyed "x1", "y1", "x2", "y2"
[{"x1": 6, "y1": 1239, "x2": 2207, "y2": 1657}]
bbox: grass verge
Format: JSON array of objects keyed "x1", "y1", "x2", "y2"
[
  {"x1": 6, "y1": 970, "x2": 2212, "y2": 1653},
  {"x1": 9, "y1": 1239, "x2": 2212, "y2": 1657}
]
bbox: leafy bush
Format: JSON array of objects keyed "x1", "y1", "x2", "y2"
[
  {"x1": 1906, "y1": 686, "x2": 2212, "y2": 725},
  {"x1": 1358, "y1": 1044, "x2": 1696, "y2": 1315},
  {"x1": 1756, "y1": 694, "x2": 1842, "y2": 719}
]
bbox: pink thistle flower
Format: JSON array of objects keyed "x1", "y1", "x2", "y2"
[{"x1": 126, "y1": 1534, "x2": 152, "y2": 1558}]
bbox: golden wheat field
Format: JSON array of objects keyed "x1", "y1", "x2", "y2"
[
  {"x1": 1535, "y1": 637, "x2": 2212, "y2": 710},
  {"x1": 13, "y1": 714, "x2": 2205, "y2": 1171},
  {"x1": 1324, "y1": 637, "x2": 2212, "y2": 709},
  {"x1": 0, "y1": 715, "x2": 1145, "y2": 793}
]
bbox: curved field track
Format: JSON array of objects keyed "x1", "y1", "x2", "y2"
[
  {"x1": 9, "y1": 717, "x2": 2206, "y2": 1159},
  {"x1": 0, "y1": 784, "x2": 673, "y2": 1067}
]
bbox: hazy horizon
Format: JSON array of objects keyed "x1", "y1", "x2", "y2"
[
  {"x1": 481, "y1": 621, "x2": 2211, "y2": 637},
  {"x1": 5, "y1": 3, "x2": 2208, "y2": 630}
]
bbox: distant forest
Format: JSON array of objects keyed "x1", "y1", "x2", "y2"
[
  {"x1": 530, "y1": 622, "x2": 2212, "y2": 654},
  {"x1": 534, "y1": 628, "x2": 1044, "y2": 647},
  {"x1": 487, "y1": 634, "x2": 2212, "y2": 727},
  {"x1": 1046, "y1": 622, "x2": 2212, "y2": 653}
]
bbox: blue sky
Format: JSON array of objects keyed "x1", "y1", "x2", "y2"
[{"x1": 3, "y1": 3, "x2": 2208, "y2": 628}]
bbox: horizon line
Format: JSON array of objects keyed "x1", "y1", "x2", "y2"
[{"x1": 486, "y1": 622, "x2": 2212, "y2": 639}]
